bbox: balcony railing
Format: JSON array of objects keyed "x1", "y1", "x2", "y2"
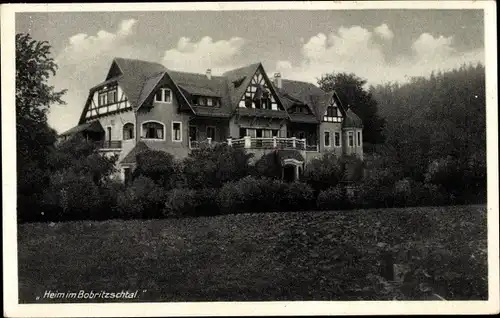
[
  {"x1": 190, "y1": 136, "x2": 318, "y2": 152},
  {"x1": 95, "y1": 140, "x2": 122, "y2": 149}
]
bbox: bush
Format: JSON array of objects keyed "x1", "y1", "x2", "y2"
[
  {"x1": 117, "y1": 176, "x2": 167, "y2": 219},
  {"x1": 252, "y1": 151, "x2": 282, "y2": 179},
  {"x1": 217, "y1": 176, "x2": 281, "y2": 214},
  {"x1": 183, "y1": 144, "x2": 253, "y2": 189},
  {"x1": 278, "y1": 181, "x2": 316, "y2": 211},
  {"x1": 316, "y1": 185, "x2": 346, "y2": 210},
  {"x1": 41, "y1": 169, "x2": 106, "y2": 221},
  {"x1": 134, "y1": 150, "x2": 184, "y2": 189},
  {"x1": 163, "y1": 188, "x2": 219, "y2": 218},
  {"x1": 217, "y1": 176, "x2": 314, "y2": 214},
  {"x1": 303, "y1": 151, "x2": 343, "y2": 192}
]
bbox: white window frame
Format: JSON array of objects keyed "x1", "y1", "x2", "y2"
[
  {"x1": 348, "y1": 131, "x2": 354, "y2": 147},
  {"x1": 155, "y1": 88, "x2": 172, "y2": 103},
  {"x1": 207, "y1": 97, "x2": 213, "y2": 106},
  {"x1": 122, "y1": 122, "x2": 135, "y2": 141},
  {"x1": 172, "y1": 121, "x2": 183, "y2": 142},
  {"x1": 141, "y1": 120, "x2": 166, "y2": 141},
  {"x1": 324, "y1": 131, "x2": 331, "y2": 147},
  {"x1": 357, "y1": 131, "x2": 362, "y2": 147},
  {"x1": 334, "y1": 131, "x2": 342, "y2": 148}
]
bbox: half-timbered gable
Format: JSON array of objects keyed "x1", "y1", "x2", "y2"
[{"x1": 61, "y1": 57, "x2": 364, "y2": 182}]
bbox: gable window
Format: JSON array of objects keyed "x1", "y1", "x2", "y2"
[
  {"x1": 98, "y1": 92, "x2": 107, "y2": 106},
  {"x1": 323, "y1": 98, "x2": 343, "y2": 123},
  {"x1": 123, "y1": 123, "x2": 135, "y2": 140},
  {"x1": 142, "y1": 121, "x2": 164, "y2": 139},
  {"x1": 324, "y1": 131, "x2": 331, "y2": 147},
  {"x1": 108, "y1": 89, "x2": 117, "y2": 104},
  {"x1": 334, "y1": 132, "x2": 341, "y2": 147},
  {"x1": 155, "y1": 88, "x2": 172, "y2": 103},
  {"x1": 348, "y1": 132, "x2": 354, "y2": 147},
  {"x1": 172, "y1": 122, "x2": 182, "y2": 142},
  {"x1": 357, "y1": 131, "x2": 361, "y2": 146}
]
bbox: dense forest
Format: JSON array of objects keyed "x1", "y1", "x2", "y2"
[{"x1": 367, "y1": 63, "x2": 486, "y2": 203}]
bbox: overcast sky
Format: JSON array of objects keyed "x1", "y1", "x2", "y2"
[{"x1": 16, "y1": 9, "x2": 484, "y2": 133}]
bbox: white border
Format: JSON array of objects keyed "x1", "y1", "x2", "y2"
[{"x1": 2, "y1": 1, "x2": 499, "y2": 317}]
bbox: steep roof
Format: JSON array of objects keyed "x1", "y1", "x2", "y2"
[
  {"x1": 120, "y1": 141, "x2": 150, "y2": 165},
  {"x1": 80, "y1": 58, "x2": 361, "y2": 126},
  {"x1": 60, "y1": 120, "x2": 104, "y2": 136},
  {"x1": 342, "y1": 108, "x2": 364, "y2": 128},
  {"x1": 113, "y1": 58, "x2": 167, "y2": 108}
]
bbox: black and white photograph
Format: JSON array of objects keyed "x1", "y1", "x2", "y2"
[{"x1": 2, "y1": 1, "x2": 499, "y2": 316}]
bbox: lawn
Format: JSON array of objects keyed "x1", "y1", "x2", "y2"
[{"x1": 17, "y1": 205, "x2": 488, "y2": 302}]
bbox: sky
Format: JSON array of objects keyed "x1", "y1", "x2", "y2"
[{"x1": 15, "y1": 9, "x2": 485, "y2": 133}]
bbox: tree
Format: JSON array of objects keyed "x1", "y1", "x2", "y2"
[
  {"x1": 318, "y1": 72, "x2": 386, "y2": 144},
  {"x1": 16, "y1": 33, "x2": 67, "y2": 221}
]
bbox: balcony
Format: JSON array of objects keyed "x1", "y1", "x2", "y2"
[
  {"x1": 189, "y1": 136, "x2": 318, "y2": 152},
  {"x1": 94, "y1": 140, "x2": 122, "y2": 150}
]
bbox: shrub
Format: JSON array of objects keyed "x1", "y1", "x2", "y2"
[
  {"x1": 316, "y1": 185, "x2": 348, "y2": 210},
  {"x1": 217, "y1": 177, "x2": 315, "y2": 214},
  {"x1": 217, "y1": 176, "x2": 282, "y2": 214},
  {"x1": 116, "y1": 176, "x2": 167, "y2": 219},
  {"x1": 252, "y1": 151, "x2": 282, "y2": 179},
  {"x1": 163, "y1": 188, "x2": 220, "y2": 218},
  {"x1": 41, "y1": 169, "x2": 104, "y2": 221},
  {"x1": 183, "y1": 144, "x2": 253, "y2": 189},
  {"x1": 278, "y1": 181, "x2": 315, "y2": 211},
  {"x1": 303, "y1": 151, "x2": 343, "y2": 192},
  {"x1": 133, "y1": 149, "x2": 184, "y2": 189}
]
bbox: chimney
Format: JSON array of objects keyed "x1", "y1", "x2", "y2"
[
  {"x1": 206, "y1": 68, "x2": 212, "y2": 80},
  {"x1": 274, "y1": 72, "x2": 282, "y2": 89}
]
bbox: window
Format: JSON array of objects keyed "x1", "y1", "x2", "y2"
[
  {"x1": 272, "y1": 129, "x2": 279, "y2": 137},
  {"x1": 108, "y1": 89, "x2": 117, "y2": 104},
  {"x1": 297, "y1": 131, "x2": 305, "y2": 140},
  {"x1": 142, "y1": 122, "x2": 164, "y2": 139},
  {"x1": 207, "y1": 98, "x2": 213, "y2": 106},
  {"x1": 334, "y1": 132, "x2": 341, "y2": 147},
  {"x1": 324, "y1": 131, "x2": 331, "y2": 147},
  {"x1": 123, "y1": 123, "x2": 134, "y2": 140},
  {"x1": 172, "y1": 122, "x2": 182, "y2": 142},
  {"x1": 357, "y1": 131, "x2": 361, "y2": 146},
  {"x1": 98, "y1": 93, "x2": 107, "y2": 106},
  {"x1": 207, "y1": 126, "x2": 216, "y2": 140},
  {"x1": 192, "y1": 97, "x2": 199, "y2": 105},
  {"x1": 155, "y1": 88, "x2": 172, "y2": 103},
  {"x1": 239, "y1": 127, "x2": 247, "y2": 138},
  {"x1": 348, "y1": 132, "x2": 354, "y2": 147}
]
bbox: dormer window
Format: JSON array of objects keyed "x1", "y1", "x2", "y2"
[{"x1": 155, "y1": 88, "x2": 172, "y2": 103}]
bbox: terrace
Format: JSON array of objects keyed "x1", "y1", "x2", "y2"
[{"x1": 189, "y1": 136, "x2": 319, "y2": 152}]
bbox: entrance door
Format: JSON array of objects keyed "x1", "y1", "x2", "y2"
[{"x1": 283, "y1": 165, "x2": 296, "y2": 183}]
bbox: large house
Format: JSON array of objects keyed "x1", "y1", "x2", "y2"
[{"x1": 60, "y1": 58, "x2": 363, "y2": 182}]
